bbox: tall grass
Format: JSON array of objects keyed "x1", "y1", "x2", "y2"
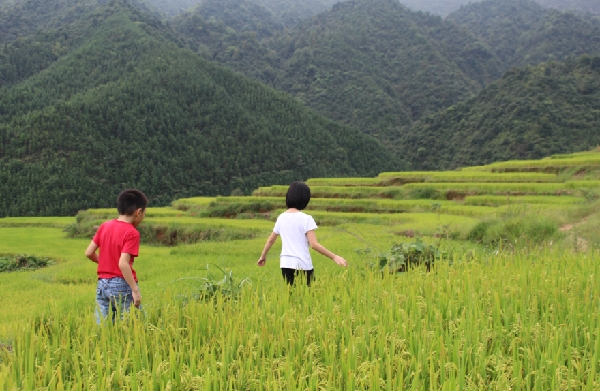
[
  {"x1": 377, "y1": 172, "x2": 559, "y2": 183},
  {"x1": 464, "y1": 195, "x2": 584, "y2": 207},
  {"x1": 1, "y1": 248, "x2": 598, "y2": 390}
]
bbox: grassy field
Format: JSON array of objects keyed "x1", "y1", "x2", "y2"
[{"x1": 2, "y1": 151, "x2": 600, "y2": 390}]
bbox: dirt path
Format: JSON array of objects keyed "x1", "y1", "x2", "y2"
[{"x1": 560, "y1": 218, "x2": 589, "y2": 252}]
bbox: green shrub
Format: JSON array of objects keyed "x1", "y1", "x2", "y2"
[
  {"x1": 467, "y1": 217, "x2": 558, "y2": 246},
  {"x1": 409, "y1": 187, "x2": 442, "y2": 200},
  {"x1": 0, "y1": 254, "x2": 54, "y2": 272},
  {"x1": 376, "y1": 239, "x2": 446, "y2": 273},
  {"x1": 178, "y1": 264, "x2": 251, "y2": 302},
  {"x1": 467, "y1": 221, "x2": 492, "y2": 242}
]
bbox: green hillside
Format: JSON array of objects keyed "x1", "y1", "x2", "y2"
[
  {"x1": 0, "y1": 1, "x2": 398, "y2": 217},
  {"x1": 447, "y1": 0, "x2": 600, "y2": 70},
  {"x1": 536, "y1": 0, "x2": 600, "y2": 15},
  {"x1": 399, "y1": 55, "x2": 600, "y2": 170},
  {"x1": 176, "y1": 0, "x2": 503, "y2": 144},
  {"x1": 399, "y1": 0, "x2": 600, "y2": 16},
  {"x1": 0, "y1": 0, "x2": 161, "y2": 44},
  {"x1": 175, "y1": 0, "x2": 600, "y2": 152}
]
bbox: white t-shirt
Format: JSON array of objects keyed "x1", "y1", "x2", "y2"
[{"x1": 273, "y1": 211, "x2": 318, "y2": 270}]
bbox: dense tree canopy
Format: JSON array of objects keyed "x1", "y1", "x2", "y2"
[
  {"x1": 448, "y1": 0, "x2": 600, "y2": 71},
  {"x1": 399, "y1": 0, "x2": 600, "y2": 16},
  {"x1": 175, "y1": 0, "x2": 504, "y2": 145},
  {"x1": 0, "y1": 1, "x2": 398, "y2": 217},
  {"x1": 400, "y1": 55, "x2": 600, "y2": 169}
]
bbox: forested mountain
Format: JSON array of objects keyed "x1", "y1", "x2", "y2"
[
  {"x1": 268, "y1": 0, "x2": 503, "y2": 141},
  {"x1": 129, "y1": 0, "x2": 340, "y2": 21},
  {"x1": 175, "y1": 0, "x2": 503, "y2": 144},
  {"x1": 0, "y1": 0, "x2": 158, "y2": 43},
  {"x1": 399, "y1": 0, "x2": 600, "y2": 16},
  {"x1": 249, "y1": 0, "x2": 339, "y2": 27},
  {"x1": 0, "y1": 1, "x2": 397, "y2": 217},
  {"x1": 400, "y1": 55, "x2": 600, "y2": 170},
  {"x1": 448, "y1": 0, "x2": 600, "y2": 71},
  {"x1": 536, "y1": 0, "x2": 600, "y2": 15}
]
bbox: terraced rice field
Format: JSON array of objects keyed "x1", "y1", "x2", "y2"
[{"x1": 1, "y1": 151, "x2": 600, "y2": 390}]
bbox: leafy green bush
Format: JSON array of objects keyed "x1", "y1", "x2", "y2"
[
  {"x1": 0, "y1": 255, "x2": 54, "y2": 272},
  {"x1": 376, "y1": 239, "x2": 446, "y2": 273},
  {"x1": 466, "y1": 217, "x2": 558, "y2": 246},
  {"x1": 408, "y1": 187, "x2": 442, "y2": 200},
  {"x1": 179, "y1": 264, "x2": 251, "y2": 302}
]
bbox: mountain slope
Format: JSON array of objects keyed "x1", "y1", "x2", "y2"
[
  {"x1": 0, "y1": 1, "x2": 398, "y2": 217},
  {"x1": 0, "y1": 0, "x2": 161, "y2": 44},
  {"x1": 447, "y1": 0, "x2": 600, "y2": 70},
  {"x1": 400, "y1": 55, "x2": 600, "y2": 170},
  {"x1": 268, "y1": 0, "x2": 502, "y2": 141},
  {"x1": 399, "y1": 0, "x2": 600, "y2": 16},
  {"x1": 176, "y1": 0, "x2": 503, "y2": 144}
]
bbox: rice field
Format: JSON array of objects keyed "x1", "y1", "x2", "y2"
[
  {"x1": 1, "y1": 236, "x2": 598, "y2": 390},
  {"x1": 1, "y1": 150, "x2": 600, "y2": 390},
  {"x1": 464, "y1": 195, "x2": 584, "y2": 207},
  {"x1": 463, "y1": 154, "x2": 600, "y2": 171},
  {"x1": 377, "y1": 172, "x2": 559, "y2": 183}
]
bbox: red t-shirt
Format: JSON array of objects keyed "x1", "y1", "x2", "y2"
[{"x1": 93, "y1": 220, "x2": 140, "y2": 282}]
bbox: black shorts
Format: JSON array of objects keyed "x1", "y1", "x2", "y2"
[{"x1": 281, "y1": 268, "x2": 314, "y2": 286}]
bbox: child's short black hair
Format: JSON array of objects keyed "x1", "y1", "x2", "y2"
[
  {"x1": 286, "y1": 181, "x2": 311, "y2": 210},
  {"x1": 117, "y1": 189, "x2": 148, "y2": 216}
]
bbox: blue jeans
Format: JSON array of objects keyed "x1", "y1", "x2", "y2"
[{"x1": 96, "y1": 277, "x2": 138, "y2": 323}]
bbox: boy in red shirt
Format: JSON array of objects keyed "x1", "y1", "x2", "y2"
[{"x1": 85, "y1": 189, "x2": 148, "y2": 322}]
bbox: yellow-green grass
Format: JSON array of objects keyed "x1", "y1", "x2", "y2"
[
  {"x1": 253, "y1": 185, "x2": 394, "y2": 198},
  {"x1": 144, "y1": 217, "x2": 274, "y2": 230},
  {"x1": 463, "y1": 155, "x2": 600, "y2": 171},
  {"x1": 306, "y1": 211, "x2": 481, "y2": 237},
  {"x1": 0, "y1": 217, "x2": 74, "y2": 228},
  {"x1": 306, "y1": 177, "x2": 385, "y2": 186},
  {"x1": 210, "y1": 197, "x2": 498, "y2": 217},
  {"x1": 403, "y1": 181, "x2": 600, "y2": 194},
  {"x1": 464, "y1": 195, "x2": 584, "y2": 207},
  {"x1": 0, "y1": 223, "x2": 395, "y2": 339},
  {"x1": 1, "y1": 226, "x2": 598, "y2": 389},
  {"x1": 377, "y1": 171, "x2": 559, "y2": 183},
  {"x1": 171, "y1": 197, "x2": 218, "y2": 210},
  {"x1": 86, "y1": 207, "x2": 187, "y2": 217}
]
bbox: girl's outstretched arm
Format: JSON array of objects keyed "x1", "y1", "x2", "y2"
[
  {"x1": 306, "y1": 230, "x2": 348, "y2": 267},
  {"x1": 258, "y1": 232, "x2": 278, "y2": 266}
]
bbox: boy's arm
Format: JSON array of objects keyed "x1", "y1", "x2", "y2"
[
  {"x1": 257, "y1": 232, "x2": 279, "y2": 266},
  {"x1": 306, "y1": 230, "x2": 348, "y2": 267},
  {"x1": 85, "y1": 241, "x2": 99, "y2": 263},
  {"x1": 118, "y1": 253, "x2": 142, "y2": 307}
]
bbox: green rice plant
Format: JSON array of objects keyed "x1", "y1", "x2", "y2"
[
  {"x1": 86, "y1": 207, "x2": 186, "y2": 218},
  {"x1": 253, "y1": 185, "x2": 405, "y2": 199},
  {"x1": 426, "y1": 172, "x2": 559, "y2": 182},
  {"x1": 377, "y1": 171, "x2": 446, "y2": 178},
  {"x1": 0, "y1": 217, "x2": 74, "y2": 228},
  {"x1": 305, "y1": 177, "x2": 384, "y2": 186},
  {"x1": 171, "y1": 197, "x2": 217, "y2": 211},
  {"x1": 403, "y1": 182, "x2": 570, "y2": 195},
  {"x1": 478, "y1": 156, "x2": 600, "y2": 170},
  {"x1": 467, "y1": 216, "x2": 559, "y2": 246},
  {"x1": 376, "y1": 171, "x2": 560, "y2": 183},
  {"x1": 464, "y1": 195, "x2": 584, "y2": 207},
  {"x1": 1, "y1": 246, "x2": 599, "y2": 390}
]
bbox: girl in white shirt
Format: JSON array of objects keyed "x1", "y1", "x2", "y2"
[{"x1": 257, "y1": 181, "x2": 348, "y2": 286}]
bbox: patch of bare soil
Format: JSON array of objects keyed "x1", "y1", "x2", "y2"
[
  {"x1": 560, "y1": 217, "x2": 590, "y2": 252},
  {"x1": 577, "y1": 238, "x2": 589, "y2": 253}
]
